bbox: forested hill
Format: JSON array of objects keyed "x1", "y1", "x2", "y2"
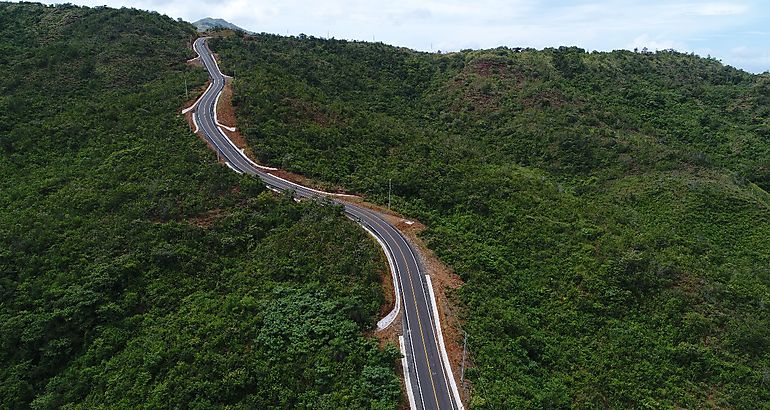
[
  {"x1": 193, "y1": 17, "x2": 251, "y2": 33},
  {"x1": 0, "y1": 4, "x2": 399, "y2": 408},
  {"x1": 213, "y1": 32, "x2": 770, "y2": 408}
]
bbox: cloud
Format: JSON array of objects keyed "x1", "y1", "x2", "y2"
[
  {"x1": 627, "y1": 34, "x2": 686, "y2": 51},
  {"x1": 32, "y1": 0, "x2": 770, "y2": 73},
  {"x1": 723, "y1": 45, "x2": 770, "y2": 72},
  {"x1": 731, "y1": 45, "x2": 753, "y2": 57},
  {"x1": 692, "y1": 2, "x2": 749, "y2": 16}
]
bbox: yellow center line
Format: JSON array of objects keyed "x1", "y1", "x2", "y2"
[{"x1": 357, "y1": 207, "x2": 442, "y2": 410}]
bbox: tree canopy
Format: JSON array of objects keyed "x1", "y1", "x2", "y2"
[
  {"x1": 0, "y1": 4, "x2": 400, "y2": 408},
  {"x1": 212, "y1": 32, "x2": 770, "y2": 408}
]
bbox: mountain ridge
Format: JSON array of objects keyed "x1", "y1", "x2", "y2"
[{"x1": 193, "y1": 17, "x2": 252, "y2": 33}]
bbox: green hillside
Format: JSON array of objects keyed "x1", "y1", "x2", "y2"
[
  {"x1": 212, "y1": 32, "x2": 770, "y2": 408},
  {"x1": 0, "y1": 4, "x2": 399, "y2": 408}
]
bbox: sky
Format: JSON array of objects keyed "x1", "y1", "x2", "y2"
[{"x1": 40, "y1": 0, "x2": 770, "y2": 73}]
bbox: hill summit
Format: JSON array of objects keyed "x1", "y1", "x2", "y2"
[{"x1": 193, "y1": 17, "x2": 251, "y2": 33}]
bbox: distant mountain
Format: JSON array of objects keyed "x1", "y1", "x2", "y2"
[{"x1": 193, "y1": 17, "x2": 252, "y2": 33}]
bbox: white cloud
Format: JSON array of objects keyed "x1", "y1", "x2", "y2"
[
  {"x1": 31, "y1": 0, "x2": 769, "y2": 73},
  {"x1": 731, "y1": 45, "x2": 752, "y2": 57},
  {"x1": 627, "y1": 34, "x2": 686, "y2": 51},
  {"x1": 692, "y1": 2, "x2": 749, "y2": 16}
]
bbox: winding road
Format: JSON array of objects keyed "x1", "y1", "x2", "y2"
[{"x1": 187, "y1": 37, "x2": 461, "y2": 410}]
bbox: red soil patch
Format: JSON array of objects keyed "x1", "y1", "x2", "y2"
[
  {"x1": 181, "y1": 80, "x2": 210, "y2": 113},
  {"x1": 467, "y1": 58, "x2": 526, "y2": 83},
  {"x1": 445, "y1": 58, "x2": 533, "y2": 114},
  {"x1": 522, "y1": 89, "x2": 569, "y2": 109},
  {"x1": 284, "y1": 97, "x2": 344, "y2": 127},
  {"x1": 186, "y1": 56, "x2": 203, "y2": 68},
  {"x1": 471, "y1": 59, "x2": 505, "y2": 78},
  {"x1": 186, "y1": 208, "x2": 224, "y2": 228},
  {"x1": 216, "y1": 78, "x2": 260, "y2": 160}
]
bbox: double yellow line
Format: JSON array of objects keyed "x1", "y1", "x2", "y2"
[{"x1": 357, "y1": 208, "x2": 443, "y2": 409}]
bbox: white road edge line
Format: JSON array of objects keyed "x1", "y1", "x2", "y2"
[
  {"x1": 356, "y1": 220, "x2": 401, "y2": 331},
  {"x1": 350, "y1": 211, "x2": 424, "y2": 409},
  {"x1": 399, "y1": 234, "x2": 453, "y2": 407},
  {"x1": 425, "y1": 274, "x2": 465, "y2": 410},
  {"x1": 212, "y1": 82, "x2": 237, "y2": 131},
  {"x1": 200, "y1": 47, "x2": 279, "y2": 173},
  {"x1": 358, "y1": 211, "x2": 425, "y2": 410},
  {"x1": 225, "y1": 161, "x2": 242, "y2": 174},
  {"x1": 206, "y1": 40, "x2": 226, "y2": 81},
  {"x1": 182, "y1": 80, "x2": 212, "y2": 114},
  {"x1": 400, "y1": 335, "x2": 418, "y2": 410},
  {"x1": 194, "y1": 38, "x2": 361, "y2": 199},
  {"x1": 262, "y1": 169, "x2": 359, "y2": 198},
  {"x1": 214, "y1": 124, "x2": 279, "y2": 171}
]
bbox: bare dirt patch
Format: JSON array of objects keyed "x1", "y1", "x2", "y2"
[
  {"x1": 283, "y1": 97, "x2": 345, "y2": 127},
  {"x1": 181, "y1": 80, "x2": 210, "y2": 113},
  {"x1": 445, "y1": 57, "x2": 532, "y2": 115},
  {"x1": 522, "y1": 89, "x2": 569, "y2": 109},
  {"x1": 186, "y1": 56, "x2": 203, "y2": 68},
  {"x1": 471, "y1": 59, "x2": 506, "y2": 78},
  {"x1": 186, "y1": 208, "x2": 224, "y2": 228},
  {"x1": 215, "y1": 78, "x2": 260, "y2": 159},
  {"x1": 470, "y1": 59, "x2": 525, "y2": 82},
  {"x1": 216, "y1": 78, "x2": 238, "y2": 128}
]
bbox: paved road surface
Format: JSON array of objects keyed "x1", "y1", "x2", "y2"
[{"x1": 189, "y1": 37, "x2": 459, "y2": 410}]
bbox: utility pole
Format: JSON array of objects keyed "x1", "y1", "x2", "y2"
[
  {"x1": 388, "y1": 178, "x2": 392, "y2": 210},
  {"x1": 460, "y1": 330, "x2": 468, "y2": 383},
  {"x1": 184, "y1": 77, "x2": 188, "y2": 99}
]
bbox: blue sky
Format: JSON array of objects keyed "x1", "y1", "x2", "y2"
[{"x1": 41, "y1": 0, "x2": 769, "y2": 73}]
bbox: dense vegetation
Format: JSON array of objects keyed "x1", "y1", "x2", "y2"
[
  {"x1": 213, "y1": 32, "x2": 770, "y2": 408},
  {"x1": 0, "y1": 4, "x2": 400, "y2": 408}
]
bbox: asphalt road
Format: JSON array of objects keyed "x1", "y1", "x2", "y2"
[{"x1": 189, "y1": 37, "x2": 458, "y2": 410}]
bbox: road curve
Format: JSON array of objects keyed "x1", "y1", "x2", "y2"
[{"x1": 188, "y1": 37, "x2": 460, "y2": 410}]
